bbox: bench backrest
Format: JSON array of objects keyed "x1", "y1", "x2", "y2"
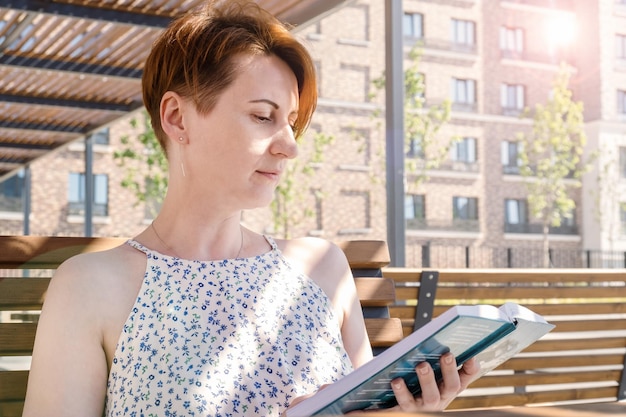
[
  {"x1": 383, "y1": 267, "x2": 626, "y2": 410},
  {"x1": 0, "y1": 235, "x2": 399, "y2": 417}
]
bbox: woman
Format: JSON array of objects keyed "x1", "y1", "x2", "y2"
[{"x1": 22, "y1": 1, "x2": 479, "y2": 416}]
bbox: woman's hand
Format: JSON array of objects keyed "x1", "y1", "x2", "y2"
[{"x1": 383, "y1": 353, "x2": 480, "y2": 413}]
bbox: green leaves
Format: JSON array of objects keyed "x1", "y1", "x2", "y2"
[
  {"x1": 271, "y1": 131, "x2": 335, "y2": 238},
  {"x1": 113, "y1": 110, "x2": 168, "y2": 216},
  {"x1": 517, "y1": 63, "x2": 591, "y2": 264},
  {"x1": 370, "y1": 45, "x2": 454, "y2": 188}
]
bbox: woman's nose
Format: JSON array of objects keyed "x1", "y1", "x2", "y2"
[{"x1": 271, "y1": 124, "x2": 298, "y2": 159}]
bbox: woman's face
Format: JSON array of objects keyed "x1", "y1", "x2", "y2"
[{"x1": 183, "y1": 53, "x2": 300, "y2": 210}]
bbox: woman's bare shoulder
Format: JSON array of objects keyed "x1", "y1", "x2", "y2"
[
  {"x1": 275, "y1": 236, "x2": 351, "y2": 290},
  {"x1": 50, "y1": 242, "x2": 145, "y2": 302},
  {"x1": 275, "y1": 236, "x2": 346, "y2": 265}
]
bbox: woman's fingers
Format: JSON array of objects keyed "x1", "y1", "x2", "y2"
[{"x1": 388, "y1": 353, "x2": 481, "y2": 412}]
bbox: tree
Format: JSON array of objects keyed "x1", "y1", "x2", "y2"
[
  {"x1": 370, "y1": 46, "x2": 456, "y2": 187},
  {"x1": 271, "y1": 131, "x2": 334, "y2": 238},
  {"x1": 517, "y1": 64, "x2": 592, "y2": 267},
  {"x1": 113, "y1": 110, "x2": 168, "y2": 219}
]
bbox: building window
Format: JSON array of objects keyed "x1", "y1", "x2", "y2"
[
  {"x1": 90, "y1": 127, "x2": 110, "y2": 145},
  {"x1": 501, "y1": 84, "x2": 525, "y2": 114},
  {"x1": 405, "y1": 194, "x2": 425, "y2": 220},
  {"x1": 501, "y1": 141, "x2": 522, "y2": 174},
  {"x1": 407, "y1": 137, "x2": 424, "y2": 158},
  {"x1": 403, "y1": 12, "x2": 423, "y2": 39},
  {"x1": 0, "y1": 170, "x2": 25, "y2": 212},
  {"x1": 619, "y1": 90, "x2": 626, "y2": 116},
  {"x1": 620, "y1": 147, "x2": 626, "y2": 178},
  {"x1": 451, "y1": 137, "x2": 476, "y2": 163},
  {"x1": 453, "y1": 196, "x2": 478, "y2": 220},
  {"x1": 68, "y1": 172, "x2": 109, "y2": 216},
  {"x1": 505, "y1": 199, "x2": 528, "y2": 233},
  {"x1": 451, "y1": 78, "x2": 476, "y2": 111},
  {"x1": 451, "y1": 19, "x2": 475, "y2": 45},
  {"x1": 560, "y1": 208, "x2": 576, "y2": 228},
  {"x1": 500, "y1": 27, "x2": 524, "y2": 53}
]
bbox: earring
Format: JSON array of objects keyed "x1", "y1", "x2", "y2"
[
  {"x1": 179, "y1": 142, "x2": 186, "y2": 177},
  {"x1": 178, "y1": 137, "x2": 184, "y2": 142}
]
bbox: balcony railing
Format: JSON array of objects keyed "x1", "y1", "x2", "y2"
[
  {"x1": 501, "y1": 106, "x2": 524, "y2": 117},
  {"x1": 451, "y1": 102, "x2": 477, "y2": 113},
  {"x1": 502, "y1": 165, "x2": 520, "y2": 175},
  {"x1": 68, "y1": 202, "x2": 108, "y2": 217},
  {"x1": 407, "y1": 37, "x2": 477, "y2": 56},
  {"x1": 501, "y1": 0, "x2": 574, "y2": 11},
  {"x1": 504, "y1": 222, "x2": 578, "y2": 235},
  {"x1": 436, "y1": 160, "x2": 479, "y2": 173},
  {"x1": 407, "y1": 218, "x2": 480, "y2": 232},
  {"x1": 500, "y1": 49, "x2": 568, "y2": 66},
  {"x1": 0, "y1": 195, "x2": 23, "y2": 213}
]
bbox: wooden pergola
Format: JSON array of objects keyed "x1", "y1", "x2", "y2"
[{"x1": 0, "y1": 0, "x2": 354, "y2": 180}]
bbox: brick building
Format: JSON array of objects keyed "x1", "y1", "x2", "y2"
[{"x1": 1, "y1": 0, "x2": 626, "y2": 267}]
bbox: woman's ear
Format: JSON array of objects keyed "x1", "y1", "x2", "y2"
[{"x1": 161, "y1": 91, "x2": 187, "y2": 143}]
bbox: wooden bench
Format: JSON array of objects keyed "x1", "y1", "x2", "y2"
[
  {"x1": 383, "y1": 267, "x2": 626, "y2": 412},
  {"x1": 0, "y1": 236, "x2": 402, "y2": 417}
]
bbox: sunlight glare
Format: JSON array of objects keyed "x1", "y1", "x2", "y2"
[{"x1": 546, "y1": 14, "x2": 577, "y2": 47}]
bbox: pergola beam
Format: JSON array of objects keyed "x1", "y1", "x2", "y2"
[
  {"x1": 0, "y1": 120, "x2": 89, "y2": 133},
  {"x1": 0, "y1": 142, "x2": 56, "y2": 151},
  {"x1": 0, "y1": 93, "x2": 141, "y2": 112},
  {"x1": 0, "y1": 0, "x2": 173, "y2": 28},
  {"x1": 0, "y1": 54, "x2": 143, "y2": 79}
]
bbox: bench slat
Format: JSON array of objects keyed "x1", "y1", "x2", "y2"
[
  {"x1": 385, "y1": 268, "x2": 626, "y2": 284},
  {"x1": 354, "y1": 277, "x2": 396, "y2": 307},
  {"x1": 525, "y1": 336, "x2": 626, "y2": 352},
  {"x1": 0, "y1": 278, "x2": 50, "y2": 310},
  {"x1": 449, "y1": 386, "x2": 620, "y2": 409},
  {"x1": 364, "y1": 318, "x2": 403, "y2": 347},
  {"x1": 394, "y1": 285, "x2": 626, "y2": 301},
  {"x1": 469, "y1": 369, "x2": 623, "y2": 389},
  {"x1": 496, "y1": 353, "x2": 626, "y2": 371},
  {"x1": 0, "y1": 323, "x2": 37, "y2": 356},
  {"x1": 0, "y1": 370, "x2": 28, "y2": 400},
  {"x1": 0, "y1": 401, "x2": 23, "y2": 417},
  {"x1": 390, "y1": 303, "x2": 626, "y2": 321},
  {"x1": 0, "y1": 235, "x2": 125, "y2": 268},
  {"x1": 336, "y1": 240, "x2": 390, "y2": 270}
]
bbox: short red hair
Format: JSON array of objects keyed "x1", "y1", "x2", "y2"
[{"x1": 142, "y1": 0, "x2": 317, "y2": 152}]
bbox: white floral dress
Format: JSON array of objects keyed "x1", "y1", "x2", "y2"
[{"x1": 105, "y1": 237, "x2": 353, "y2": 416}]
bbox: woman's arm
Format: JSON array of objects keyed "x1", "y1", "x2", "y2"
[
  {"x1": 22, "y1": 255, "x2": 110, "y2": 417},
  {"x1": 317, "y1": 241, "x2": 481, "y2": 412}
]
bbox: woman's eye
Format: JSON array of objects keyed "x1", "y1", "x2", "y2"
[{"x1": 255, "y1": 115, "x2": 271, "y2": 122}]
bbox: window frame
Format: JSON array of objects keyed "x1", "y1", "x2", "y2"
[
  {"x1": 403, "y1": 12, "x2": 424, "y2": 39},
  {"x1": 451, "y1": 137, "x2": 477, "y2": 163},
  {"x1": 500, "y1": 26, "x2": 524, "y2": 52},
  {"x1": 501, "y1": 83, "x2": 525, "y2": 112},
  {"x1": 68, "y1": 172, "x2": 109, "y2": 217},
  {"x1": 453, "y1": 196, "x2": 478, "y2": 220},
  {"x1": 505, "y1": 198, "x2": 528, "y2": 225},
  {"x1": 451, "y1": 78, "x2": 476, "y2": 104},
  {"x1": 451, "y1": 18, "x2": 475, "y2": 46}
]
